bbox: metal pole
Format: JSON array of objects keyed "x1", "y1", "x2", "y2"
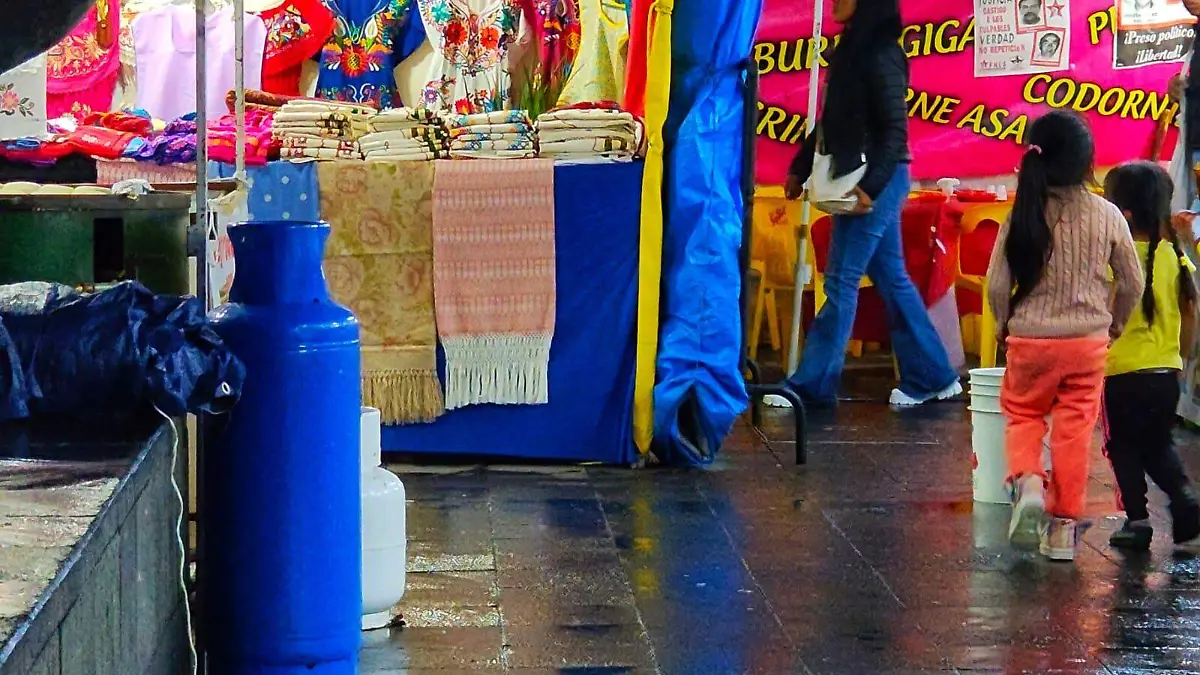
[
  {"x1": 234, "y1": 0, "x2": 246, "y2": 180},
  {"x1": 786, "y1": 2, "x2": 824, "y2": 375},
  {"x1": 194, "y1": 3, "x2": 210, "y2": 673}
]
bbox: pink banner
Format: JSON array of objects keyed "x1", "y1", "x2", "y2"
[{"x1": 754, "y1": 0, "x2": 1184, "y2": 185}]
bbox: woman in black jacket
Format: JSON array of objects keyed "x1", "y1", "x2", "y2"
[{"x1": 785, "y1": 0, "x2": 960, "y2": 406}]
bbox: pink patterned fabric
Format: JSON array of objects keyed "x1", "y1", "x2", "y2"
[
  {"x1": 431, "y1": 159, "x2": 557, "y2": 408},
  {"x1": 94, "y1": 159, "x2": 198, "y2": 186},
  {"x1": 46, "y1": 0, "x2": 121, "y2": 120}
]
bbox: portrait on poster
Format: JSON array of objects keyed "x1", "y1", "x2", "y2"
[
  {"x1": 1031, "y1": 28, "x2": 1067, "y2": 65},
  {"x1": 1017, "y1": 0, "x2": 1047, "y2": 31}
]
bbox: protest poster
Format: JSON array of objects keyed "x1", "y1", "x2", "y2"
[
  {"x1": 975, "y1": 0, "x2": 1072, "y2": 76},
  {"x1": 1113, "y1": 0, "x2": 1196, "y2": 69}
]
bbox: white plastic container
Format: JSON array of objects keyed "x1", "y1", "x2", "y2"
[
  {"x1": 969, "y1": 368, "x2": 1010, "y2": 504},
  {"x1": 360, "y1": 407, "x2": 407, "y2": 631}
]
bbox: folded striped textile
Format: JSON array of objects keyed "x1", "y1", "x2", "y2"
[
  {"x1": 442, "y1": 110, "x2": 532, "y2": 129},
  {"x1": 539, "y1": 108, "x2": 635, "y2": 123},
  {"x1": 449, "y1": 131, "x2": 529, "y2": 143},
  {"x1": 535, "y1": 118, "x2": 638, "y2": 132},
  {"x1": 282, "y1": 136, "x2": 362, "y2": 152},
  {"x1": 537, "y1": 129, "x2": 636, "y2": 145},
  {"x1": 449, "y1": 137, "x2": 536, "y2": 152},
  {"x1": 449, "y1": 123, "x2": 532, "y2": 138},
  {"x1": 361, "y1": 138, "x2": 445, "y2": 155},
  {"x1": 279, "y1": 101, "x2": 376, "y2": 116},
  {"x1": 374, "y1": 107, "x2": 436, "y2": 124},
  {"x1": 541, "y1": 152, "x2": 634, "y2": 164},
  {"x1": 539, "y1": 137, "x2": 634, "y2": 154},
  {"x1": 282, "y1": 145, "x2": 362, "y2": 161},
  {"x1": 364, "y1": 150, "x2": 439, "y2": 161},
  {"x1": 360, "y1": 128, "x2": 446, "y2": 145},
  {"x1": 447, "y1": 148, "x2": 536, "y2": 159}
]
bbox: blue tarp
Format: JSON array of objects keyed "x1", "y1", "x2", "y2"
[
  {"x1": 653, "y1": 0, "x2": 761, "y2": 465},
  {"x1": 381, "y1": 162, "x2": 642, "y2": 464}
]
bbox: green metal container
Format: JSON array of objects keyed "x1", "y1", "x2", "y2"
[{"x1": 0, "y1": 194, "x2": 191, "y2": 294}]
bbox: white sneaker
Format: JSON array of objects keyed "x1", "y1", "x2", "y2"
[
  {"x1": 1039, "y1": 517, "x2": 1080, "y2": 562},
  {"x1": 889, "y1": 380, "x2": 963, "y2": 407},
  {"x1": 1008, "y1": 475, "x2": 1046, "y2": 550}
]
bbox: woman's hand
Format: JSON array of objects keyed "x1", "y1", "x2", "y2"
[
  {"x1": 849, "y1": 186, "x2": 873, "y2": 215},
  {"x1": 785, "y1": 174, "x2": 805, "y2": 201},
  {"x1": 1170, "y1": 73, "x2": 1187, "y2": 104},
  {"x1": 1172, "y1": 210, "x2": 1198, "y2": 243}
]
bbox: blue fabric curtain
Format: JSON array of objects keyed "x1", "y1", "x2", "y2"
[{"x1": 652, "y1": 0, "x2": 761, "y2": 465}]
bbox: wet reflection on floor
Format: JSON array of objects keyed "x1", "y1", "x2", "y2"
[{"x1": 366, "y1": 398, "x2": 1200, "y2": 674}]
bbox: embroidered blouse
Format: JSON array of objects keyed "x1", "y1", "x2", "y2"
[
  {"x1": 254, "y1": 0, "x2": 336, "y2": 96},
  {"x1": 315, "y1": 0, "x2": 426, "y2": 109},
  {"x1": 415, "y1": 0, "x2": 529, "y2": 114},
  {"x1": 46, "y1": 0, "x2": 122, "y2": 121}
]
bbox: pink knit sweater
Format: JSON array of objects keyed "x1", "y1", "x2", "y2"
[{"x1": 987, "y1": 188, "x2": 1144, "y2": 339}]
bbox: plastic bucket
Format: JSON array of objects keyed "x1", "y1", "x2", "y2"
[
  {"x1": 969, "y1": 407, "x2": 1011, "y2": 504},
  {"x1": 968, "y1": 367, "x2": 1005, "y2": 388}
]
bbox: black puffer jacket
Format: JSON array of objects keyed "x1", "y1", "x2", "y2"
[{"x1": 789, "y1": 43, "x2": 913, "y2": 199}]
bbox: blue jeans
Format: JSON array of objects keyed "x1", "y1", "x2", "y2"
[{"x1": 788, "y1": 165, "x2": 958, "y2": 403}]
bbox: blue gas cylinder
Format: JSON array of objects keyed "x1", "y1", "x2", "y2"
[{"x1": 204, "y1": 221, "x2": 362, "y2": 675}]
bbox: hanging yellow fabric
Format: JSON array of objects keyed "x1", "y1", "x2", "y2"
[{"x1": 632, "y1": 0, "x2": 672, "y2": 455}]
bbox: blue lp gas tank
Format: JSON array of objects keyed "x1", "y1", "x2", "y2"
[{"x1": 204, "y1": 221, "x2": 362, "y2": 675}]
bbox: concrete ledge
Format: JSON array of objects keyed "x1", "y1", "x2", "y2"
[{"x1": 0, "y1": 418, "x2": 188, "y2": 675}]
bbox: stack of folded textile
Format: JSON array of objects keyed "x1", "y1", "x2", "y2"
[
  {"x1": 445, "y1": 110, "x2": 536, "y2": 160},
  {"x1": 535, "y1": 103, "x2": 643, "y2": 163},
  {"x1": 208, "y1": 108, "x2": 278, "y2": 166},
  {"x1": 359, "y1": 108, "x2": 447, "y2": 162},
  {"x1": 272, "y1": 100, "x2": 374, "y2": 161}
]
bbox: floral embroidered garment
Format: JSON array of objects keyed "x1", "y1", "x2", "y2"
[
  {"x1": 556, "y1": 0, "x2": 627, "y2": 105},
  {"x1": 416, "y1": 0, "x2": 530, "y2": 113},
  {"x1": 316, "y1": 0, "x2": 426, "y2": 109},
  {"x1": 0, "y1": 55, "x2": 48, "y2": 140},
  {"x1": 46, "y1": 0, "x2": 121, "y2": 121},
  {"x1": 254, "y1": 0, "x2": 336, "y2": 96},
  {"x1": 517, "y1": 0, "x2": 579, "y2": 91}
]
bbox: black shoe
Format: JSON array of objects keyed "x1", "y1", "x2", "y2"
[
  {"x1": 1171, "y1": 500, "x2": 1200, "y2": 545},
  {"x1": 1109, "y1": 520, "x2": 1153, "y2": 551}
]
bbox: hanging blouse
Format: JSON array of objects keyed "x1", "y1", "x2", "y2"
[
  {"x1": 133, "y1": 5, "x2": 269, "y2": 122},
  {"x1": 315, "y1": 0, "x2": 426, "y2": 109},
  {"x1": 518, "y1": 0, "x2": 580, "y2": 91},
  {"x1": 556, "y1": 0, "x2": 627, "y2": 106},
  {"x1": 415, "y1": 0, "x2": 529, "y2": 114},
  {"x1": 46, "y1": 0, "x2": 122, "y2": 121},
  {"x1": 255, "y1": 0, "x2": 336, "y2": 96},
  {"x1": 621, "y1": 0, "x2": 648, "y2": 117}
]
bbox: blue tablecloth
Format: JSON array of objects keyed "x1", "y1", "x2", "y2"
[{"x1": 217, "y1": 160, "x2": 642, "y2": 464}]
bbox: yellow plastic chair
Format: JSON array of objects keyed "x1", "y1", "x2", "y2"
[{"x1": 956, "y1": 201, "x2": 1012, "y2": 368}]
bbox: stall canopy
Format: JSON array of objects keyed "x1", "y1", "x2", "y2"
[{"x1": 653, "y1": 0, "x2": 761, "y2": 465}]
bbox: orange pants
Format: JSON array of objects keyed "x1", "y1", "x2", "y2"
[{"x1": 1000, "y1": 336, "x2": 1108, "y2": 519}]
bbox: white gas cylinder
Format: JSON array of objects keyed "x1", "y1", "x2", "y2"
[{"x1": 360, "y1": 407, "x2": 407, "y2": 631}]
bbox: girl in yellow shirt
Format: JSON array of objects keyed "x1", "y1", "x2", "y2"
[{"x1": 1103, "y1": 161, "x2": 1200, "y2": 552}]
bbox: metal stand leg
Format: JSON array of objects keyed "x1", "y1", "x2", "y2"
[{"x1": 738, "y1": 60, "x2": 807, "y2": 464}]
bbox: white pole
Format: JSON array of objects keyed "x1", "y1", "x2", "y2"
[
  {"x1": 787, "y1": 3, "x2": 824, "y2": 375},
  {"x1": 234, "y1": 0, "x2": 246, "y2": 180},
  {"x1": 196, "y1": 0, "x2": 210, "y2": 310}
]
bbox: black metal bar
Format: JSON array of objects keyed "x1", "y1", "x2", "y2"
[{"x1": 738, "y1": 58, "x2": 807, "y2": 464}]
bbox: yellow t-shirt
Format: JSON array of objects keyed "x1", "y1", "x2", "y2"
[{"x1": 1107, "y1": 240, "x2": 1196, "y2": 376}]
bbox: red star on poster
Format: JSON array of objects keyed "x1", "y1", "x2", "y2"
[{"x1": 1047, "y1": 1, "x2": 1065, "y2": 17}]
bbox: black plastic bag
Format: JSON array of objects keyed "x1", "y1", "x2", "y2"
[{"x1": 0, "y1": 281, "x2": 244, "y2": 420}]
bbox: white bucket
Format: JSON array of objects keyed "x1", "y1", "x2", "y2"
[{"x1": 968, "y1": 367, "x2": 1009, "y2": 504}]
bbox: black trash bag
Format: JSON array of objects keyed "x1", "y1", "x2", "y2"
[
  {"x1": 0, "y1": 0, "x2": 91, "y2": 72},
  {"x1": 0, "y1": 281, "x2": 244, "y2": 420}
]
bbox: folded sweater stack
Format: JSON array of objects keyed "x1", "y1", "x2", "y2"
[
  {"x1": 535, "y1": 105, "x2": 643, "y2": 163},
  {"x1": 360, "y1": 107, "x2": 448, "y2": 162},
  {"x1": 272, "y1": 101, "x2": 374, "y2": 161},
  {"x1": 445, "y1": 110, "x2": 536, "y2": 160}
]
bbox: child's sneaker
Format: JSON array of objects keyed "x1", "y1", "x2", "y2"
[
  {"x1": 1008, "y1": 474, "x2": 1045, "y2": 550},
  {"x1": 1171, "y1": 499, "x2": 1200, "y2": 547},
  {"x1": 1108, "y1": 519, "x2": 1153, "y2": 552},
  {"x1": 1040, "y1": 517, "x2": 1081, "y2": 562}
]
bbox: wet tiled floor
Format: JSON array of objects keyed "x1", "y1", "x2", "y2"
[{"x1": 371, "y1": 374, "x2": 1200, "y2": 675}]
